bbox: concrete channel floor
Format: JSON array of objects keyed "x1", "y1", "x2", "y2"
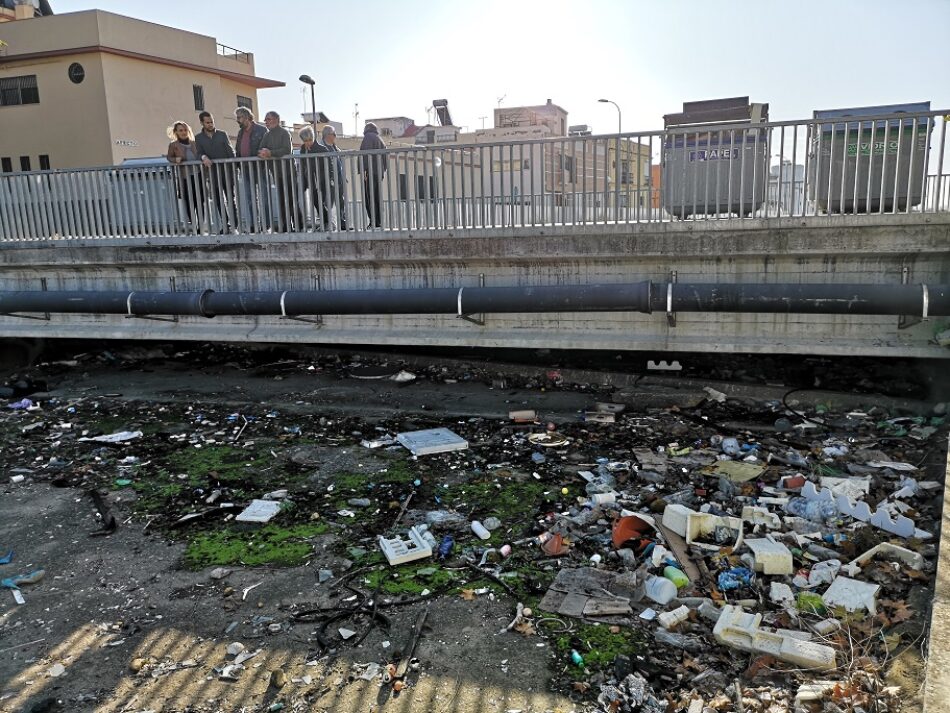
[{"x1": 0, "y1": 345, "x2": 947, "y2": 713}]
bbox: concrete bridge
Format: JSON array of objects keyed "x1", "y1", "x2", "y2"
[{"x1": 1, "y1": 111, "x2": 949, "y2": 358}]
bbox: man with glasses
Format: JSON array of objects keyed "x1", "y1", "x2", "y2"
[
  {"x1": 311, "y1": 125, "x2": 348, "y2": 230},
  {"x1": 258, "y1": 110, "x2": 299, "y2": 232}
]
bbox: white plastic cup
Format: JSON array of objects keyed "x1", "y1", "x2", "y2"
[
  {"x1": 471, "y1": 520, "x2": 491, "y2": 540},
  {"x1": 644, "y1": 575, "x2": 677, "y2": 605}
]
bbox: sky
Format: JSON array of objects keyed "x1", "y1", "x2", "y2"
[{"x1": 54, "y1": 0, "x2": 950, "y2": 136}]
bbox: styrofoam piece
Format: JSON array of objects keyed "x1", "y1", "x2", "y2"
[
  {"x1": 812, "y1": 618, "x2": 841, "y2": 636},
  {"x1": 235, "y1": 499, "x2": 282, "y2": 524},
  {"x1": 395, "y1": 427, "x2": 469, "y2": 456},
  {"x1": 658, "y1": 605, "x2": 690, "y2": 630},
  {"x1": 819, "y1": 476, "x2": 870, "y2": 499},
  {"x1": 848, "y1": 542, "x2": 924, "y2": 571},
  {"x1": 801, "y1": 481, "x2": 931, "y2": 539},
  {"x1": 639, "y1": 608, "x2": 657, "y2": 621},
  {"x1": 745, "y1": 538, "x2": 793, "y2": 575},
  {"x1": 661, "y1": 504, "x2": 742, "y2": 551},
  {"x1": 713, "y1": 605, "x2": 836, "y2": 671},
  {"x1": 865, "y1": 461, "x2": 917, "y2": 471},
  {"x1": 796, "y1": 681, "x2": 839, "y2": 703},
  {"x1": 769, "y1": 582, "x2": 795, "y2": 608},
  {"x1": 741, "y1": 506, "x2": 781, "y2": 529},
  {"x1": 660, "y1": 504, "x2": 692, "y2": 538},
  {"x1": 821, "y1": 576, "x2": 880, "y2": 615},
  {"x1": 378, "y1": 526, "x2": 433, "y2": 565}
]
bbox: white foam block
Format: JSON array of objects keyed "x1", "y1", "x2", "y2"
[{"x1": 396, "y1": 428, "x2": 469, "y2": 456}]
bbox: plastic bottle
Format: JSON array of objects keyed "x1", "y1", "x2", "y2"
[
  {"x1": 471, "y1": 520, "x2": 491, "y2": 540},
  {"x1": 589, "y1": 492, "x2": 617, "y2": 505},
  {"x1": 785, "y1": 497, "x2": 838, "y2": 523},
  {"x1": 644, "y1": 576, "x2": 677, "y2": 605},
  {"x1": 721, "y1": 437, "x2": 741, "y2": 457},
  {"x1": 663, "y1": 566, "x2": 690, "y2": 590},
  {"x1": 654, "y1": 629, "x2": 703, "y2": 652},
  {"x1": 570, "y1": 649, "x2": 585, "y2": 666},
  {"x1": 437, "y1": 535, "x2": 454, "y2": 560}
]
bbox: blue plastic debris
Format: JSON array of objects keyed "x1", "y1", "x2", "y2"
[
  {"x1": 0, "y1": 550, "x2": 12, "y2": 565},
  {"x1": 1, "y1": 569, "x2": 45, "y2": 589},
  {"x1": 717, "y1": 566, "x2": 755, "y2": 591}
]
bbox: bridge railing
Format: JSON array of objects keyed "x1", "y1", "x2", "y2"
[{"x1": 0, "y1": 110, "x2": 947, "y2": 241}]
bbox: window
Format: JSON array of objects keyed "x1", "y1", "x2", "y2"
[
  {"x1": 398, "y1": 173, "x2": 409, "y2": 200},
  {"x1": 0, "y1": 75, "x2": 40, "y2": 107},
  {"x1": 237, "y1": 95, "x2": 253, "y2": 110},
  {"x1": 193, "y1": 84, "x2": 205, "y2": 111},
  {"x1": 68, "y1": 63, "x2": 85, "y2": 84},
  {"x1": 415, "y1": 175, "x2": 437, "y2": 200},
  {"x1": 19, "y1": 156, "x2": 31, "y2": 172},
  {"x1": 561, "y1": 155, "x2": 575, "y2": 182},
  {"x1": 39, "y1": 154, "x2": 50, "y2": 171},
  {"x1": 381, "y1": 127, "x2": 392, "y2": 137},
  {"x1": 1, "y1": 157, "x2": 11, "y2": 173}
]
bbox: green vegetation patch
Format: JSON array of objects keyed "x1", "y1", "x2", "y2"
[
  {"x1": 364, "y1": 563, "x2": 461, "y2": 596},
  {"x1": 166, "y1": 445, "x2": 275, "y2": 485},
  {"x1": 554, "y1": 623, "x2": 646, "y2": 678},
  {"x1": 183, "y1": 522, "x2": 329, "y2": 569},
  {"x1": 441, "y1": 477, "x2": 550, "y2": 522}
]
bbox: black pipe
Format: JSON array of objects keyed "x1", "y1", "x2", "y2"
[
  {"x1": 0, "y1": 282, "x2": 944, "y2": 318},
  {"x1": 0, "y1": 290, "x2": 214, "y2": 317},
  {"x1": 203, "y1": 283, "x2": 653, "y2": 316}
]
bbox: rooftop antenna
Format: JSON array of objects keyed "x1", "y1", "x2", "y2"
[
  {"x1": 353, "y1": 102, "x2": 359, "y2": 135},
  {"x1": 479, "y1": 115, "x2": 487, "y2": 129},
  {"x1": 497, "y1": 94, "x2": 506, "y2": 107}
]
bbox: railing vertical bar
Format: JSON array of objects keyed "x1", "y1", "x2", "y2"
[
  {"x1": 934, "y1": 117, "x2": 947, "y2": 212},
  {"x1": 890, "y1": 119, "x2": 904, "y2": 215},
  {"x1": 906, "y1": 117, "x2": 919, "y2": 215}
]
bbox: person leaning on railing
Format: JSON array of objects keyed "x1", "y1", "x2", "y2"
[
  {"x1": 299, "y1": 125, "x2": 325, "y2": 231},
  {"x1": 165, "y1": 120, "x2": 206, "y2": 230},
  {"x1": 234, "y1": 106, "x2": 267, "y2": 232},
  {"x1": 310, "y1": 125, "x2": 349, "y2": 231},
  {"x1": 196, "y1": 111, "x2": 237, "y2": 235},
  {"x1": 258, "y1": 110, "x2": 302, "y2": 233},
  {"x1": 360, "y1": 122, "x2": 387, "y2": 229}
]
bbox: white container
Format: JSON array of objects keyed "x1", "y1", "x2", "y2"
[
  {"x1": 644, "y1": 576, "x2": 677, "y2": 605},
  {"x1": 471, "y1": 520, "x2": 491, "y2": 540},
  {"x1": 658, "y1": 605, "x2": 690, "y2": 630},
  {"x1": 590, "y1": 492, "x2": 617, "y2": 505}
]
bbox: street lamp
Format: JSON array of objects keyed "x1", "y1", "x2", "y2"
[
  {"x1": 598, "y1": 98, "x2": 622, "y2": 135},
  {"x1": 299, "y1": 74, "x2": 316, "y2": 129}
]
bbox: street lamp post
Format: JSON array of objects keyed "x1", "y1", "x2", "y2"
[
  {"x1": 599, "y1": 99, "x2": 623, "y2": 220},
  {"x1": 299, "y1": 74, "x2": 316, "y2": 128},
  {"x1": 598, "y1": 98, "x2": 622, "y2": 135}
]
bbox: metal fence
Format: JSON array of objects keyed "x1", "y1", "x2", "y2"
[{"x1": 1, "y1": 109, "x2": 948, "y2": 241}]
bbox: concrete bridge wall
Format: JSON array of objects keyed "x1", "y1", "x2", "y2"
[{"x1": 0, "y1": 214, "x2": 948, "y2": 357}]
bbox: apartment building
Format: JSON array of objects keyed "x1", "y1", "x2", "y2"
[{"x1": 0, "y1": 8, "x2": 283, "y2": 169}]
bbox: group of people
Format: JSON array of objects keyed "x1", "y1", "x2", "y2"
[{"x1": 165, "y1": 108, "x2": 388, "y2": 233}]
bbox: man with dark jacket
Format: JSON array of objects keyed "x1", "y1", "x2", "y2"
[
  {"x1": 359, "y1": 122, "x2": 387, "y2": 228},
  {"x1": 257, "y1": 110, "x2": 300, "y2": 232},
  {"x1": 196, "y1": 111, "x2": 237, "y2": 233},
  {"x1": 234, "y1": 106, "x2": 267, "y2": 231},
  {"x1": 312, "y1": 125, "x2": 348, "y2": 230}
]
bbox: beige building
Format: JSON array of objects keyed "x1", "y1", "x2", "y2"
[{"x1": 0, "y1": 8, "x2": 283, "y2": 170}]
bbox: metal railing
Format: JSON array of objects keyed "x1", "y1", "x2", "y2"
[{"x1": 0, "y1": 109, "x2": 948, "y2": 241}]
